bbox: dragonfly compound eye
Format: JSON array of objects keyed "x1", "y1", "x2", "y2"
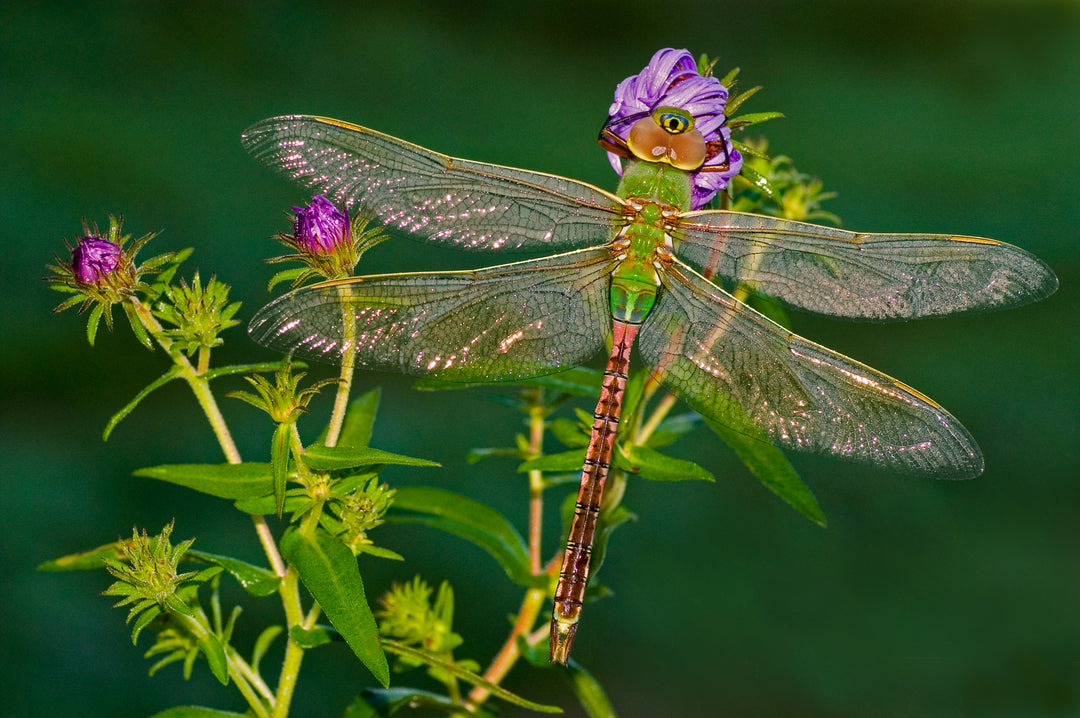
[
  {"x1": 651, "y1": 106, "x2": 695, "y2": 134},
  {"x1": 628, "y1": 115, "x2": 707, "y2": 171}
]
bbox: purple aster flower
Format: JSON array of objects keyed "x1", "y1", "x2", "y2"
[
  {"x1": 601, "y1": 48, "x2": 742, "y2": 209},
  {"x1": 292, "y1": 195, "x2": 349, "y2": 255},
  {"x1": 71, "y1": 236, "x2": 123, "y2": 285}
]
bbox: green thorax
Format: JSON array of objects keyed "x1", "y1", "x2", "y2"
[
  {"x1": 616, "y1": 158, "x2": 695, "y2": 210},
  {"x1": 607, "y1": 159, "x2": 695, "y2": 324}
]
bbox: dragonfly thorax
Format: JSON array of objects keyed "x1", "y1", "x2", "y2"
[{"x1": 617, "y1": 158, "x2": 695, "y2": 212}]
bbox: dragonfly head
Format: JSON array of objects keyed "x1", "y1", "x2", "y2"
[{"x1": 625, "y1": 106, "x2": 707, "y2": 171}]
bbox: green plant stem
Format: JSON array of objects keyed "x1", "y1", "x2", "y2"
[
  {"x1": 174, "y1": 610, "x2": 272, "y2": 718},
  {"x1": 130, "y1": 297, "x2": 305, "y2": 715},
  {"x1": 129, "y1": 300, "x2": 288, "y2": 577},
  {"x1": 636, "y1": 391, "x2": 677, "y2": 445},
  {"x1": 129, "y1": 299, "x2": 240, "y2": 461},
  {"x1": 271, "y1": 424, "x2": 327, "y2": 718},
  {"x1": 465, "y1": 584, "x2": 550, "y2": 709},
  {"x1": 324, "y1": 285, "x2": 357, "y2": 447},
  {"x1": 525, "y1": 391, "x2": 546, "y2": 574}
]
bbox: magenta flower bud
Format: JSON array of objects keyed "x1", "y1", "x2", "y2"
[
  {"x1": 71, "y1": 236, "x2": 123, "y2": 286},
  {"x1": 292, "y1": 195, "x2": 349, "y2": 255},
  {"x1": 602, "y1": 48, "x2": 742, "y2": 209}
]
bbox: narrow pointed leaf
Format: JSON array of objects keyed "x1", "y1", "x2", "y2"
[
  {"x1": 616, "y1": 446, "x2": 714, "y2": 482},
  {"x1": 564, "y1": 660, "x2": 618, "y2": 718},
  {"x1": 290, "y1": 624, "x2": 334, "y2": 648},
  {"x1": 706, "y1": 418, "x2": 826, "y2": 527},
  {"x1": 86, "y1": 303, "x2": 104, "y2": 345},
  {"x1": 642, "y1": 412, "x2": 702, "y2": 449},
  {"x1": 197, "y1": 631, "x2": 229, "y2": 684},
  {"x1": 186, "y1": 550, "x2": 280, "y2": 596},
  {"x1": 38, "y1": 543, "x2": 121, "y2": 571},
  {"x1": 336, "y1": 388, "x2": 381, "y2": 448},
  {"x1": 201, "y1": 360, "x2": 304, "y2": 381},
  {"x1": 148, "y1": 708, "x2": 250, "y2": 718},
  {"x1": 252, "y1": 625, "x2": 282, "y2": 674},
  {"x1": 549, "y1": 417, "x2": 589, "y2": 448},
  {"x1": 133, "y1": 463, "x2": 273, "y2": 499},
  {"x1": 104, "y1": 366, "x2": 182, "y2": 440},
  {"x1": 303, "y1": 445, "x2": 439, "y2": 471},
  {"x1": 360, "y1": 688, "x2": 472, "y2": 716},
  {"x1": 281, "y1": 527, "x2": 389, "y2": 686},
  {"x1": 233, "y1": 491, "x2": 310, "y2": 515},
  {"x1": 271, "y1": 423, "x2": 291, "y2": 517},
  {"x1": 518, "y1": 449, "x2": 587, "y2": 474},
  {"x1": 342, "y1": 696, "x2": 379, "y2": 718},
  {"x1": 523, "y1": 367, "x2": 603, "y2": 396},
  {"x1": 123, "y1": 301, "x2": 154, "y2": 349},
  {"x1": 386, "y1": 487, "x2": 534, "y2": 587},
  {"x1": 381, "y1": 640, "x2": 562, "y2": 713}
]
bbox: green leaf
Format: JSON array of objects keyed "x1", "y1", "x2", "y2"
[
  {"x1": 252, "y1": 625, "x2": 282, "y2": 674},
  {"x1": 518, "y1": 449, "x2": 586, "y2": 474},
  {"x1": 730, "y1": 110, "x2": 784, "y2": 127},
  {"x1": 615, "y1": 446, "x2": 714, "y2": 482},
  {"x1": 361, "y1": 688, "x2": 477, "y2": 716},
  {"x1": 303, "y1": 445, "x2": 439, "y2": 471},
  {"x1": 233, "y1": 491, "x2": 311, "y2": 515},
  {"x1": 705, "y1": 418, "x2": 826, "y2": 527},
  {"x1": 38, "y1": 542, "x2": 120, "y2": 571},
  {"x1": 342, "y1": 696, "x2": 379, "y2": 718},
  {"x1": 523, "y1": 366, "x2": 602, "y2": 396},
  {"x1": 201, "y1": 360, "x2": 306, "y2": 381},
  {"x1": 549, "y1": 417, "x2": 589, "y2": 448},
  {"x1": 336, "y1": 388, "x2": 381, "y2": 448},
  {"x1": 123, "y1": 301, "x2": 154, "y2": 349},
  {"x1": 148, "y1": 708, "x2": 250, "y2": 718},
  {"x1": 271, "y1": 422, "x2": 291, "y2": 517},
  {"x1": 197, "y1": 631, "x2": 229, "y2": 685},
  {"x1": 86, "y1": 302, "x2": 104, "y2": 345},
  {"x1": 133, "y1": 463, "x2": 273, "y2": 499},
  {"x1": 564, "y1": 660, "x2": 618, "y2": 718},
  {"x1": 103, "y1": 366, "x2": 182, "y2": 440},
  {"x1": 186, "y1": 550, "x2": 280, "y2": 596},
  {"x1": 386, "y1": 487, "x2": 535, "y2": 587},
  {"x1": 281, "y1": 527, "x2": 389, "y2": 687},
  {"x1": 465, "y1": 447, "x2": 524, "y2": 464},
  {"x1": 268, "y1": 266, "x2": 307, "y2": 291},
  {"x1": 643, "y1": 412, "x2": 702, "y2": 449},
  {"x1": 380, "y1": 640, "x2": 562, "y2": 713},
  {"x1": 616, "y1": 371, "x2": 650, "y2": 433},
  {"x1": 290, "y1": 624, "x2": 334, "y2": 649},
  {"x1": 747, "y1": 291, "x2": 792, "y2": 329}
]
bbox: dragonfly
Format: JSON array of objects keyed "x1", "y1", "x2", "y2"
[{"x1": 242, "y1": 113, "x2": 1057, "y2": 664}]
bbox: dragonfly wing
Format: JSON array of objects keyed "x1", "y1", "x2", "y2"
[
  {"x1": 249, "y1": 248, "x2": 616, "y2": 382},
  {"x1": 638, "y1": 259, "x2": 983, "y2": 478},
  {"x1": 674, "y1": 210, "x2": 1058, "y2": 319},
  {"x1": 242, "y1": 115, "x2": 626, "y2": 252}
]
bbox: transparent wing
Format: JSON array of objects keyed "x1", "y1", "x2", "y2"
[
  {"x1": 673, "y1": 210, "x2": 1058, "y2": 320},
  {"x1": 249, "y1": 248, "x2": 617, "y2": 382},
  {"x1": 242, "y1": 115, "x2": 627, "y2": 252},
  {"x1": 637, "y1": 258, "x2": 983, "y2": 478}
]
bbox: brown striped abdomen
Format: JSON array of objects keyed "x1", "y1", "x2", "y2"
[{"x1": 550, "y1": 318, "x2": 640, "y2": 663}]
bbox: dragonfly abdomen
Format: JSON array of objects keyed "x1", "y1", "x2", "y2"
[{"x1": 550, "y1": 318, "x2": 641, "y2": 664}]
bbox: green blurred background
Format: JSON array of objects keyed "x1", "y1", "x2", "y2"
[{"x1": 3, "y1": 2, "x2": 1078, "y2": 716}]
